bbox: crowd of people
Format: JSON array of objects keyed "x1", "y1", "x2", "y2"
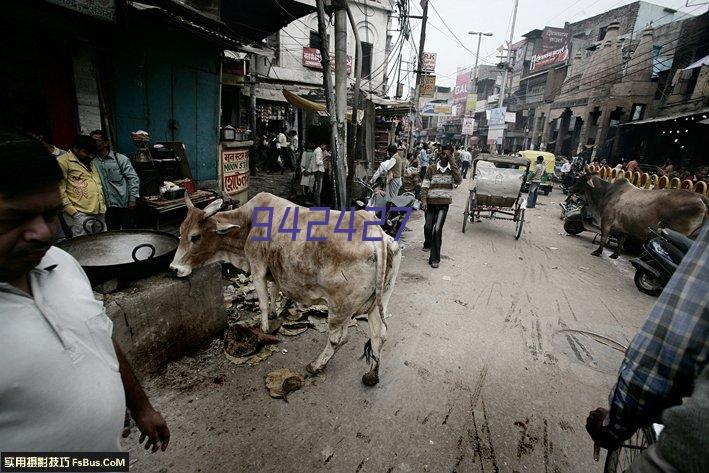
[{"x1": 29, "y1": 130, "x2": 140, "y2": 239}]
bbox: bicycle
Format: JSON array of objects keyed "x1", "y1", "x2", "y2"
[{"x1": 597, "y1": 424, "x2": 662, "y2": 473}]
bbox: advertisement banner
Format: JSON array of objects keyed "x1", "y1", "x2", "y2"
[
  {"x1": 420, "y1": 75, "x2": 436, "y2": 97},
  {"x1": 505, "y1": 112, "x2": 516, "y2": 123},
  {"x1": 221, "y1": 148, "x2": 250, "y2": 196},
  {"x1": 303, "y1": 47, "x2": 352, "y2": 74},
  {"x1": 529, "y1": 27, "x2": 570, "y2": 73},
  {"x1": 465, "y1": 93, "x2": 477, "y2": 115},
  {"x1": 474, "y1": 99, "x2": 487, "y2": 113},
  {"x1": 422, "y1": 52, "x2": 437, "y2": 72},
  {"x1": 462, "y1": 117, "x2": 475, "y2": 135},
  {"x1": 420, "y1": 102, "x2": 452, "y2": 116},
  {"x1": 489, "y1": 107, "x2": 507, "y2": 126},
  {"x1": 453, "y1": 70, "x2": 471, "y2": 116}
]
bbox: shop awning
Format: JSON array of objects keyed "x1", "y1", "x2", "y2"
[
  {"x1": 282, "y1": 90, "x2": 364, "y2": 124},
  {"x1": 221, "y1": 0, "x2": 317, "y2": 42},
  {"x1": 620, "y1": 108, "x2": 709, "y2": 126},
  {"x1": 684, "y1": 54, "x2": 709, "y2": 70}
]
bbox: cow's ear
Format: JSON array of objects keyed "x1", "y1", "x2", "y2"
[
  {"x1": 203, "y1": 199, "x2": 224, "y2": 219},
  {"x1": 216, "y1": 222, "x2": 240, "y2": 235},
  {"x1": 185, "y1": 194, "x2": 194, "y2": 209}
]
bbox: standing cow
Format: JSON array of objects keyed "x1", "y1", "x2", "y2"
[
  {"x1": 572, "y1": 174, "x2": 708, "y2": 258},
  {"x1": 169, "y1": 193, "x2": 401, "y2": 386}
]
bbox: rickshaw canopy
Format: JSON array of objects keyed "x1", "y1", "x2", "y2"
[{"x1": 516, "y1": 150, "x2": 556, "y2": 174}]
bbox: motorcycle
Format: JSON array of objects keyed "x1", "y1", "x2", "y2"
[
  {"x1": 630, "y1": 228, "x2": 692, "y2": 296},
  {"x1": 355, "y1": 177, "x2": 420, "y2": 239}
]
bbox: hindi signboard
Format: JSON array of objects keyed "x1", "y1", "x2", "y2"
[
  {"x1": 462, "y1": 117, "x2": 475, "y2": 135},
  {"x1": 529, "y1": 27, "x2": 570, "y2": 73},
  {"x1": 221, "y1": 148, "x2": 249, "y2": 196},
  {"x1": 303, "y1": 47, "x2": 352, "y2": 74},
  {"x1": 422, "y1": 52, "x2": 437, "y2": 72},
  {"x1": 420, "y1": 75, "x2": 436, "y2": 97}
]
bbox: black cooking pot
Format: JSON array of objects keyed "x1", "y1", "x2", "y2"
[{"x1": 57, "y1": 230, "x2": 180, "y2": 286}]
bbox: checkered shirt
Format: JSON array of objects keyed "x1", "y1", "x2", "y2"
[{"x1": 607, "y1": 223, "x2": 709, "y2": 442}]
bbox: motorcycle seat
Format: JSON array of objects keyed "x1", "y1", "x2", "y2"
[{"x1": 660, "y1": 228, "x2": 693, "y2": 253}]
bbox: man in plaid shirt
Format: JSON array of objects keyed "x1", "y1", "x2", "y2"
[{"x1": 587, "y1": 223, "x2": 708, "y2": 471}]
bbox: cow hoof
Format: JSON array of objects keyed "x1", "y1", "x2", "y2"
[
  {"x1": 305, "y1": 362, "x2": 323, "y2": 375},
  {"x1": 609, "y1": 253, "x2": 619, "y2": 259},
  {"x1": 362, "y1": 371, "x2": 379, "y2": 386},
  {"x1": 591, "y1": 250, "x2": 602, "y2": 257}
]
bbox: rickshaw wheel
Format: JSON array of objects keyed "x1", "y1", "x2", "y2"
[
  {"x1": 515, "y1": 209, "x2": 525, "y2": 239},
  {"x1": 462, "y1": 192, "x2": 472, "y2": 233}
]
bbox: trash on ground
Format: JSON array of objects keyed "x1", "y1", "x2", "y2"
[
  {"x1": 224, "y1": 324, "x2": 281, "y2": 366},
  {"x1": 279, "y1": 321, "x2": 310, "y2": 336},
  {"x1": 442, "y1": 276, "x2": 452, "y2": 281},
  {"x1": 265, "y1": 368, "x2": 304, "y2": 401},
  {"x1": 548, "y1": 247, "x2": 559, "y2": 250}
]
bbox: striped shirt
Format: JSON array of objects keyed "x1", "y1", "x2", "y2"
[
  {"x1": 421, "y1": 161, "x2": 462, "y2": 205},
  {"x1": 607, "y1": 223, "x2": 709, "y2": 442}
]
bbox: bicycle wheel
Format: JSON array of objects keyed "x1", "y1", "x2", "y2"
[
  {"x1": 515, "y1": 209, "x2": 525, "y2": 240},
  {"x1": 603, "y1": 426, "x2": 657, "y2": 473},
  {"x1": 462, "y1": 192, "x2": 472, "y2": 233}
]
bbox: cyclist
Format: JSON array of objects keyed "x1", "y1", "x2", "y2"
[{"x1": 586, "y1": 223, "x2": 708, "y2": 472}]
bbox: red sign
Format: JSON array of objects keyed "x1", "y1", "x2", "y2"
[
  {"x1": 221, "y1": 148, "x2": 249, "y2": 195},
  {"x1": 529, "y1": 27, "x2": 570, "y2": 73},
  {"x1": 302, "y1": 47, "x2": 352, "y2": 74}
]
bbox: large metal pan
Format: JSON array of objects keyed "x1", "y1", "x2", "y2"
[{"x1": 57, "y1": 230, "x2": 179, "y2": 286}]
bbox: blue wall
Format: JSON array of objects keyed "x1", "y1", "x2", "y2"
[{"x1": 110, "y1": 19, "x2": 220, "y2": 182}]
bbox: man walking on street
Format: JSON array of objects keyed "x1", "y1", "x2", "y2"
[
  {"x1": 461, "y1": 147, "x2": 472, "y2": 179},
  {"x1": 421, "y1": 144, "x2": 461, "y2": 268},
  {"x1": 418, "y1": 143, "x2": 430, "y2": 181},
  {"x1": 91, "y1": 130, "x2": 140, "y2": 230},
  {"x1": 586, "y1": 223, "x2": 708, "y2": 473},
  {"x1": 527, "y1": 155, "x2": 545, "y2": 209},
  {"x1": 57, "y1": 135, "x2": 107, "y2": 236},
  {"x1": 0, "y1": 129, "x2": 170, "y2": 453}
]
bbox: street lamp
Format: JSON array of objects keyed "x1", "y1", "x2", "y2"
[{"x1": 468, "y1": 31, "x2": 493, "y2": 93}]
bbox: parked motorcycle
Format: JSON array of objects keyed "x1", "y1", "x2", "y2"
[
  {"x1": 630, "y1": 228, "x2": 692, "y2": 296},
  {"x1": 355, "y1": 177, "x2": 420, "y2": 239}
]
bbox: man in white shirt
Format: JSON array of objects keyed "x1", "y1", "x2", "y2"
[
  {"x1": 0, "y1": 129, "x2": 169, "y2": 453},
  {"x1": 312, "y1": 142, "x2": 328, "y2": 206},
  {"x1": 277, "y1": 129, "x2": 291, "y2": 172},
  {"x1": 370, "y1": 144, "x2": 403, "y2": 200},
  {"x1": 460, "y1": 147, "x2": 473, "y2": 179}
]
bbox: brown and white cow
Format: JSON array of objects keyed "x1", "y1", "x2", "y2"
[
  {"x1": 572, "y1": 174, "x2": 708, "y2": 258},
  {"x1": 169, "y1": 192, "x2": 401, "y2": 386}
]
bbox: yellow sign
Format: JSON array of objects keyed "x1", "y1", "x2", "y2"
[{"x1": 466, "y1": 93, "x2": 477, "y2": 114}]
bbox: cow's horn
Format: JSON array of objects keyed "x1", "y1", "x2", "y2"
[
  {"x1": 203, "y1": 199, "x2": 224, "y2": 219},
  {"x1": 185, "y1": 194, "x2": 194, "y2": 209},
  {"x1": 587, "y1": 178, "x2": 595, "y2": 188}
]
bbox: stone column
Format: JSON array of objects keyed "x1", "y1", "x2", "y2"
[
  {"x1": 554, "y1": 110, "x2": 571, "y2": 156},
  {"x1": 592, "y1": 107, "x2": 610, "y2": 160},
  {"x1": 576, "y1": 110, "x2": 593, "y2": 155}
]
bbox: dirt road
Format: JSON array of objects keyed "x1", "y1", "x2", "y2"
[{"x1": 124, "y1": 185, "x2": 656, "y2": 472}]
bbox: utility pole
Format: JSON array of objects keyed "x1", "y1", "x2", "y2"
[
  {"x1": 315, "y1": 0, "x2": 340, "y2": 208},
  {"x1": 468, "y1": 31, "x2": 493, "y2": 93},
  {"x1": 407, "y1": 0, "x2": 428, "y2": 154},
  {"x1": 333, "y1": 0, "x2": 348, "y2": 209},
  {"x1": 249, "y1": 53, "x2": 258, "y2": 175},
  {"x1": 498, "y1": 0, "x2": 519, "y2": 109},
  {"x1": 497, "y1": 0, "x2": 518, "y2": 154}
]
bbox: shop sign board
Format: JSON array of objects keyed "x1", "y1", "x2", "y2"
[
  {"x1": 420, "y1": 101, "x2": 452, "y2": 116},
  {"x1": 221, "y1": 148, "x2": 249, "y2": 196},
  {"x1": 452, "y1": 70, "x2": 471, "y2": 115},
  {"x1": 529, "y1": 27, "x2": 570, "y2": 73},
  {"x1": 46, "y1": 0, "x2": 116, "y2": 22},
  {"x1": 422, "y1": 52, "x2": 437, "y2": 72},
  {"x1": 489, "y1": 107, "x2": 507, "y2": 126},
  {"x1": 420, "y1": 75, "x2": 436, "y2": 97},
  {"x1": 462, "y1": 117, "x2": 475, "y2": 135},
  {"x1": 465, "y1": 93, "x2": 477, "y2": 114},
  {"x1": 303, "y1": 47, "x2": 352, "y2": 74},
  {"x1": 505, "y1": 111, "x2": 516, "y2": 123}
]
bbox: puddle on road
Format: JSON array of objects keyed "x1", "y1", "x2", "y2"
[{"x1": 552, "y1": 329, "x2": 627, "y2": 374}]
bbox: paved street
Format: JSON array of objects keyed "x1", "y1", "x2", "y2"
[{"x1": 124, "y1": 185, "x2": 656, "y2": 473}]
